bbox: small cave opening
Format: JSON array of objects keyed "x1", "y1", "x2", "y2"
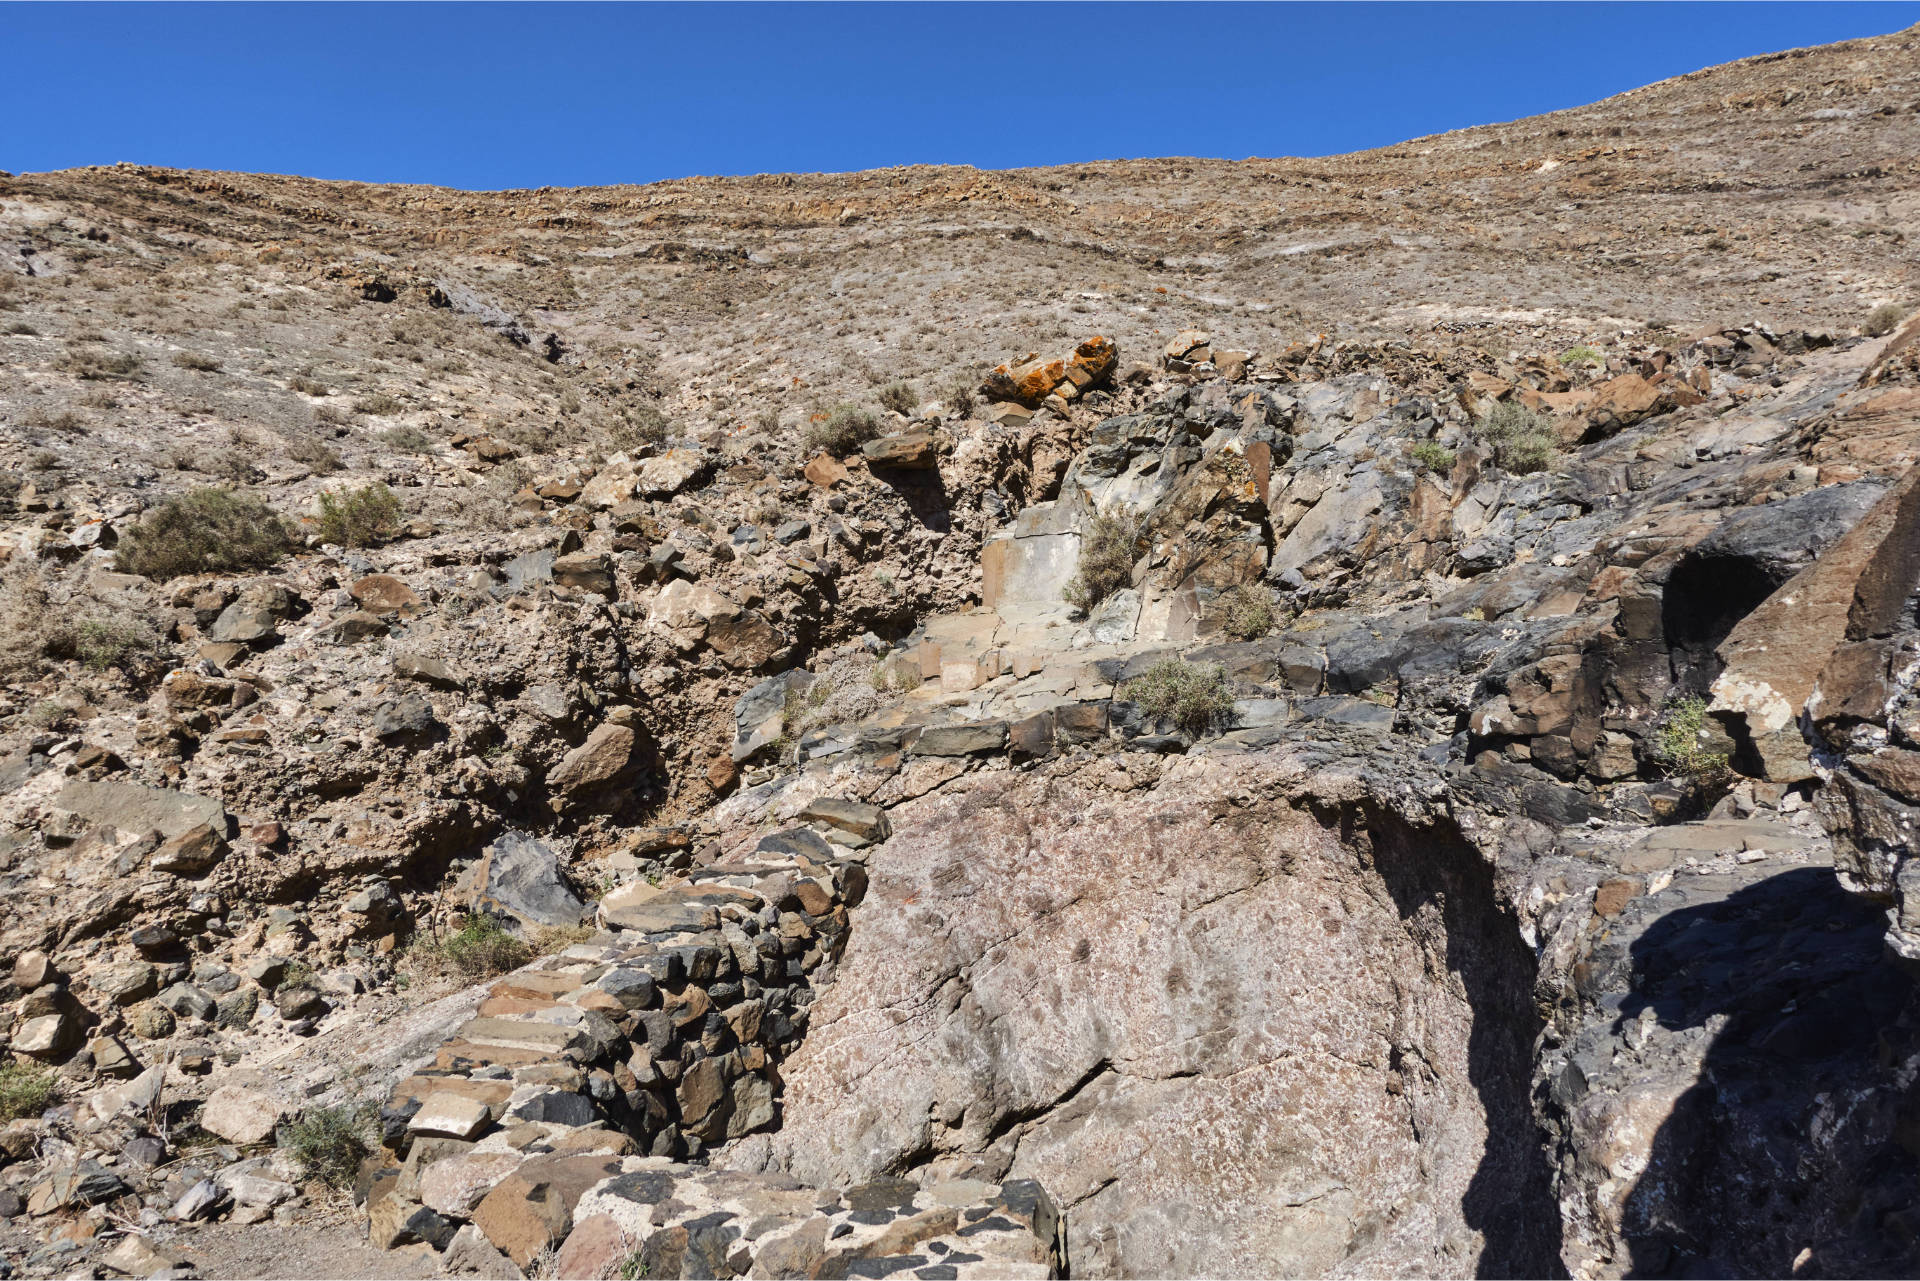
[{"x1": 1660, "y1": 553, "x2": 1783, "y2": 696}]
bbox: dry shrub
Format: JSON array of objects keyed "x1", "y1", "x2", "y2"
[
  {"x1": 1865, "y1": 301, "x2": 1909, "y2": 337},
  {"x1": 116, "y1": 488, "x2": 294, "y2": 581},
  {"x1": 0, "y1": 566, "x2": 166, "y2": 678},
  {"x1": 803, "y1": 404, "x2": 881, "y2": 457},
  {"x1": 1476, "y1": 401, "x2": 1556, "y2": 475},
  {"x1": 315, "y1": 483, "x2": 403, "y2": 547},
  {"x1": 171, "y1": 350, "x2": 221, "y2": 372},
  {"x1": 1219, "y1": 583, "x2": 1275, "y2": 640},
  {"x1": 1123, "y1": 659, "x2": 1232, "y2": 736},
  {"x1": 1063, "y1": 513, "x2": 1138, "y2": 613},
  {"x1": 877, "y1": 381, "x2": 918, "y2": 416}
]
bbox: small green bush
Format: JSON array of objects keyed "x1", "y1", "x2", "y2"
[
  {"x1": 431, "y1": 914, "x2": 531, "y2": 980},
  {"x1": 803, "y1": 404, "x2": 881, "y2": 457},
  {"x1": 1219, "y1": 583, "x2": 1275, "y2": 641},
  {"x1": 1865, "y1": 302, "x2": 1908, "y2": 338},
  {"x1": 1558, "y1": 345, "x2": 1604, "y2": 368},
  {"x1": 1124, "y1": 659, "x2": 1233, "y2": 737},
  {"x1": 315, "y1": 483, "x2": 403, "y2": 547},
  {"x1": 117, "y1": 488, "x2": 295, "y2": 581},
  {"x1": 1063, "y1": 513, "x2": 1138, "y2": 613},
  {"x1": 279, "y1": 1104, "x2": 374, "y2": 1187},
  {"x1": 1476, "y1": 401, "x2": 1556, "y2": 475},
  {"x1": 1652, "y1": 695, "x2": 1731, "y2": 785},
  {"x1": 1409, "y1": 440, "x2": 1456, "y2": 473},
  {"x1": 171, "y1": 350, "x2": 221, "y2": 372},
  {"x1": 877, "y1": 381, "x2": 919, "y2": 416},
  {"x1": 0, "y1": 1063, "x2": 55, "y2": 1122}
]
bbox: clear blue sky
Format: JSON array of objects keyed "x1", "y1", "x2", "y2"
[{"x1": 4, "y1": 2, "x2": 1916, "y2": 190}]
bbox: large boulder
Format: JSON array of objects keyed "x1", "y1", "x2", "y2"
[
  {"x1": 454, "y1": 832, "x2": 586, "y2": 936},
  {"x1": 764, "y1": 755, "x2": 1556, "y2": 1278}
]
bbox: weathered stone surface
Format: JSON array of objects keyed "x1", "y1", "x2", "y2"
[
  {"x1": 456, "y1": 831, "x2": 586, "y2": 934},
  {"x1": 861, "y1": 431, "x2": 939, "y2": 470},
  {"x1": 768, "y1": 755, "x2": 1556, "y2": 1278},
  {"x1": 199, "y1": 1085, "x2": 283, "y2": 1145},
  {"x1": 46, "y1": 779, "x2": 227, "y2": 841},
  {"x1": 910, "y1": 721, "x2": 1008, "y2": 756},
  {"x1": 548, "y1": 723, "x2": 640, "y2": 796},
  {"x1": 1713, "y1": 468, "x2": 1920, "y2": 780}
]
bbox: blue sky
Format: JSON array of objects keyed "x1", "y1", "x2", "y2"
[{"x1": 4, "y1": 2, "x2": 1916, "y2": 190}]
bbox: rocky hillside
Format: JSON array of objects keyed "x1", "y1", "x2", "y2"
[{"x1": 1, "y1": 21, "x2": 1920, "y2": 1281}]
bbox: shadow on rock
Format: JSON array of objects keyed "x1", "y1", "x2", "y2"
[
  {"x1": 1365, "y1": 808, "x2": 1568, "y2": 1279},
  {"x1": 1617, "y1": 867, "x2": 1920, "y2": 1278}
]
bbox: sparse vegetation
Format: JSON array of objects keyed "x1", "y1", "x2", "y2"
[
  {"x1": 286, "y1": 436, "x2": 344, "y2": 473},
  {"x1": 1219, "y1": 583, "x2": 1275, "y2": 641},
  {"x1": 1558, "y1": 345, "x2": 1604, "y2": 368},
  {"x1": 171, "y1": 350, "x2": 221, "y2": 372},
  {"x1": 314, "y1": 483, "x2": 403, "y2": 547},
  {"x1": 803, "y1": 404, "x2": 881, "y2": 457},
  {"x1": 943, "y1": 373, "x2": 977, "y2": 416},
  {"x1": 56, "y1": 345, "x2": 142, "y2": 380},
  {"x1": 1063, "y1": 513, "x2": 1138, "y2": 613},
  {"x1": 278, "y1": 1104, "x2": 374, "y2": 1188},
  {"x1": 1865, "y1": 301, "x2": 1908, "y2": 337},
  {"x1": 351, "y1": 392, "x2": 404, "y2": 416},
  {"x1": 1475, "y1": 401, "x2": 1556, "y2": 475},
  {"x1": 877, "y1": 380, "x2": 919, "y2": 416},
  {"x1": 409, "y1": 914, "x2": 531, "y2": 981},
  {"x1": 376, "y1": 425, "x2": 434, "y2": 453},
  {"x1": 1652, "y1": 694, "x2": 1731, "y2": 786},
  {"x1": 116, "y1": 487, "x2": 295, "y2": 581},
  {"x1": 1123, "y1": 659, "x2": 1233, "y2": 737},
  {"x1": 0, "y1": 1063, "x2": 55, "y2": 1122},
  {"x1": 288, "y1": 373, "x2": 329, "y2": 396},
  {"x1": 1409, "y1": 440, "x2": 1456, "y2": 473},
  {"x1": 606, "y1": 402, "x2": 669, "y2": 453}
]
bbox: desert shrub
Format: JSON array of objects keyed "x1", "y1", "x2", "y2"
[
  {"x1": 5, "y1": 321, "x2": 37, "y2": 336},
  {"x1": 351, "y1": 392, "x2": 404, "y2": 416},
  {"x1": 877, "y1": 381, "x2": 919, "y2": 416},
  {"x1": 420, "y1": 914, "x2": 530, "y2": 980},
  {"x1": 117, "y1": 488, "x2": 294, "y2": 581},
  {"x1": 57, "y1": 345, "x2": 142, "y2": 380},
  {"x1": 286, "y1": 436, "x2": 344, "y2": 474},
  {"x1": 1219, "y1": 584, "x2": 1275, "y2": 641},
  {"x1": 1409, "y1": 440, "x2": 1456, "y2": 473},
  {"x1": 943, "y1": 373, "x2": 977, "y2": 417},
  {"x1": 1062, "y1": 513, "x2": 1138, "y2": 613},
  {"x1": 1123, "y1": 659, "x2": 1233, "y2": 737},
  {"x1": 278, "y1": 1104, "x2": 374, "y2": 1188},
  {"x1": 803, "y1": 404, "x2": 881, "y2": 457},
  {"x1": 0, "y1": 1063, "x2": 55, "y2": 1122},
  {"x1": 288, "y1": 373, "x2": 329, "y2": 396},
  {"x1": 1476, "y1": 401, "x2": 1556, "y2": 475},
  {"x1": 376, "y1": 425, "x2": 433, "y2": 453},
  {"x1": 1865, "y1": 301, "x2": 1909, "y2": 337},
  {"x1": 1558, "y1": 345, "x2": 1604, "y2": 368},
  {"x1": 314, "y1": 483, "x2": 403, "y2": 547},
  {"x1": 606, "y1": 402, "x2": 669, "y2": 453},
  {"x1": 171, "y1": 350, "x2": 221, "y2": 372},
  {"x1": 1652, "y1": 694, "x2": 1731, "y2": 785}
]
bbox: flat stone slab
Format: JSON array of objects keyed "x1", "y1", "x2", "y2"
[
  {"x1": 912, "y1": 722, "x2": 1010, "y2": 756},
  {"x1": 454, "y1": 1018, "x2": 588, "y2": 1057}
]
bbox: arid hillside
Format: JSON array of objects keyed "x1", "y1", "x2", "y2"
[{"x1": 1, "y1": 23, "x2": 1919, "y2": 1281}]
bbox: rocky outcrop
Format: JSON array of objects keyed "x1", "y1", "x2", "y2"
[{"x1": 757, "y1": 753, "x2": 1559, "y2": 1278}]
